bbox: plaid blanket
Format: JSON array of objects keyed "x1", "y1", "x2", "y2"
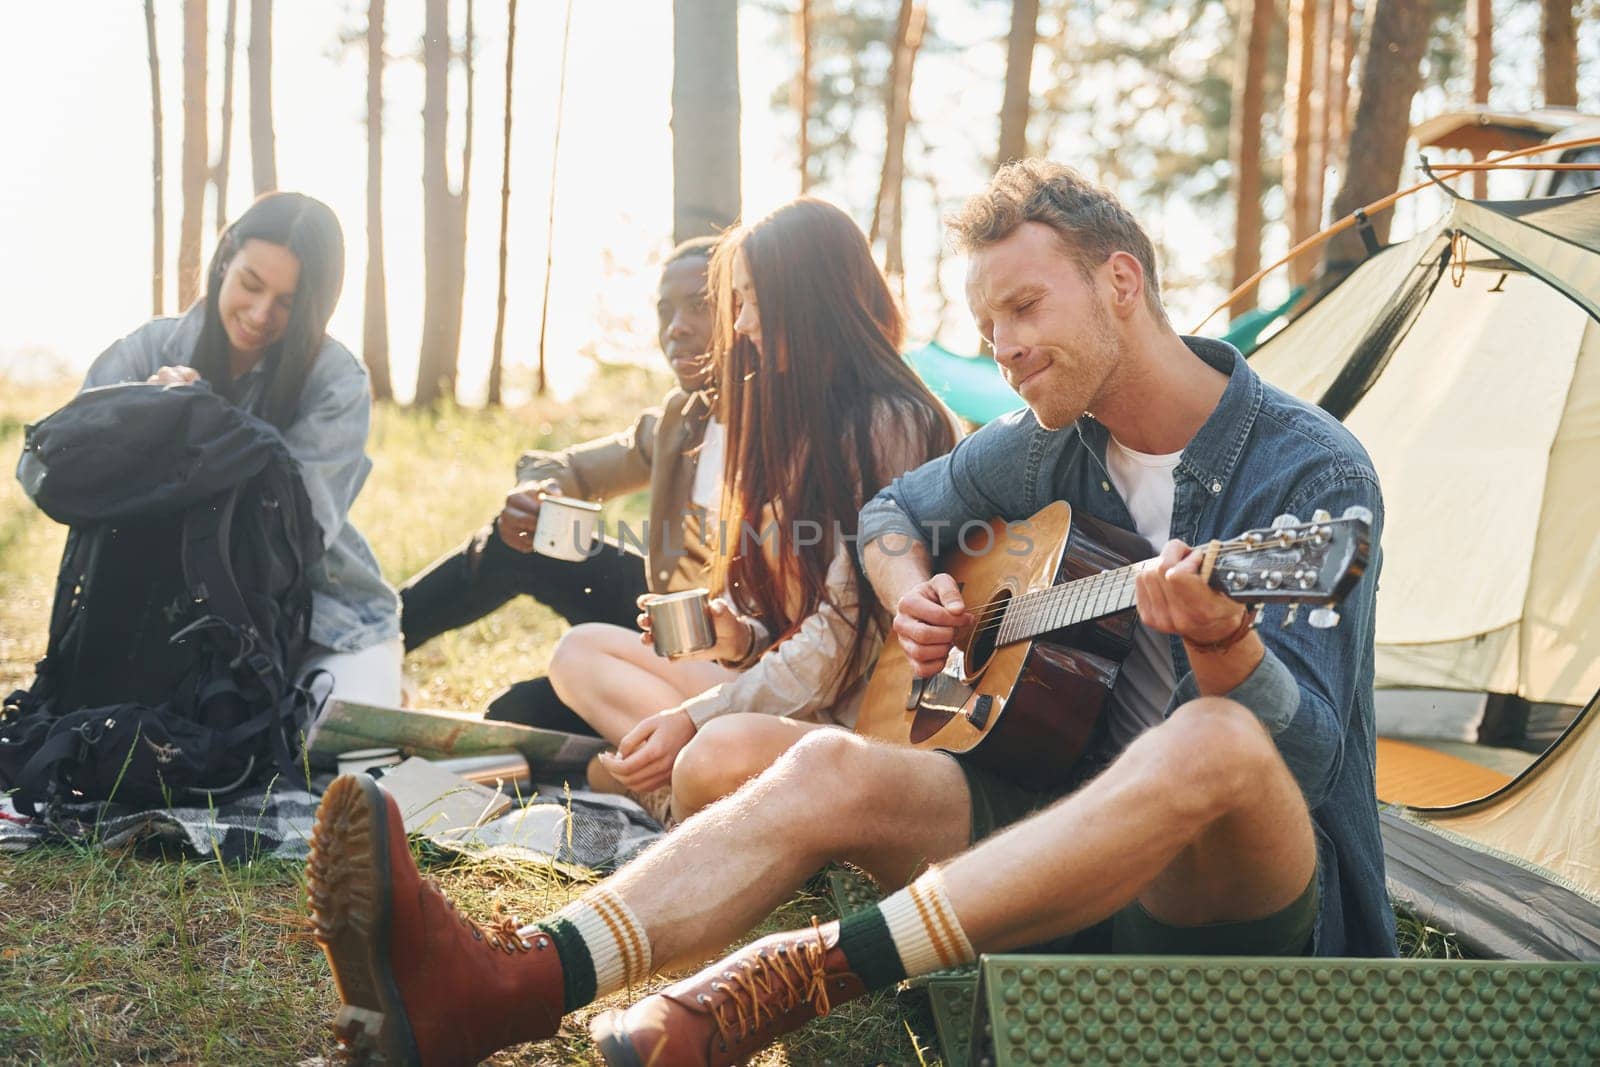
[{"x1": 0, "y1": 777, "x2": 663, "y2": 871}]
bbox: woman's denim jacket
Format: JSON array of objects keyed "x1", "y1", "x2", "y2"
[
  {"x1": 78, "y1": 308, "x2": 401, "y2": 653},
  {"x1": 859, "y1": 337, "x2": 1396, "y2": 958}
]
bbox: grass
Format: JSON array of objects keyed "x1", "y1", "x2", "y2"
[
  {"x1": 0, "y1": 368, "x2": 927, "y2": 1065},
  {"x1": 0, "y1": 368, "x2": 1464, "y2": 1065}
]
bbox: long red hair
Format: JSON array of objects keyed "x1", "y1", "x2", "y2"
[{"x1": 707, "y1": 198, "x2": 956, "y2": 686}]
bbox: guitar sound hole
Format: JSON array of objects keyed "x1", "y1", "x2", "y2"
[{"x1": 963, "y1": 591, "x2": 1011, "y2": 677}]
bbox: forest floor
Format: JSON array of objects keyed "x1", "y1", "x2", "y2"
[{"x1": 0, "y1": 369, "x2": 1456, "y2": 1065}]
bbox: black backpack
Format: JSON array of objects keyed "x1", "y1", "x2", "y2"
[{"x1": 0, "y1": 382, "x2": 327, "y2": 816}]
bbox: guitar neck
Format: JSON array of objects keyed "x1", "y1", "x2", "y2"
[
  {"x1": 994, "y1": 561, "x2": 1147, "y2": 645},
  {"x1": 987, "y1": 512, "x2": 1370, "y2": 647}
]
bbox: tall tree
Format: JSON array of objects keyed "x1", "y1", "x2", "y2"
[
  {"x1": 870, "y1": 0, "x2": 926, "y2": 287},
  {"x1": 997, "y1": 0, "x2": 1040, "y2": 165},
  {"x1": 144, "y1": 0, "x2": 164, "y2": 316},
  {"x1": 796, "y1": 0, "x2": 814, "y2": 193},
  {"x1": 178, "y1": 0, "x2": 207, "y2": 309},
  {"x1": 364, "y1": 0, "x2": 393, "y2": 402},
  {"x1": 1325, "y1": 0, "x2": 1429, "y2": 270},
  {"x1": 1469, "y1": 0, "x2": 1492, "y2": 198},
  {"x1": 1283, "y1": 0, "x2": 1321, "y2": 286},
  {"x1": 672, "y1": 0, "x2": 741, "y2": 242},
  {"x1": 1540, "y1": 0, "x2": 1577, "y2": 108},
  {"x1": 250, "y1": 0, "x2": 278, "y2": 194},
  {"x1": 536, "y1": 0, "x2": 574, "y2": 397},
  {"x1": 489, "y1": 0, "x2": 518, "y2": 407},
  {"x1": 214, "y1": 0, "x2": 239, "y2": 232},
  {"x1": 414, "y1": 0, "x2": 474, "y2": 407},
  {"x1": 1228, "y1": 0, "x2": 1276, "y2": 315},
  {"x1": 1326, "y1": 0, "x2": 1353, "y2": 178}
]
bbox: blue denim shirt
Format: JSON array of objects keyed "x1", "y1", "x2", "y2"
[
  {"x1": 859, "y1": 337, "x2": 1395, "y2": 958},
  {"x1": 76, "y1": 308, "x2": 401, "y2": 653}
]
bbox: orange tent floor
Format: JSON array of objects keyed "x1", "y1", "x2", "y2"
[{"x1": 1374, "y1": 737, "x2": 1517, "y2": 807}]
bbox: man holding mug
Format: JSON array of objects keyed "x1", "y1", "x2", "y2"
[{"x1": 398, "y1": 238, "x2": 721, "y2": 733}]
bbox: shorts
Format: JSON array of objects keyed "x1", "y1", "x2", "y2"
[{"x1": 959, "y1": 757, "x2": 1319, "y2": 956}]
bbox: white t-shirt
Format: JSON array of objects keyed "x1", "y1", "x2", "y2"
[
  {"x1": 1103, "y1": 436, "x2": 1182, "y2": 752},
  {"x1": 692, "y1": 419, "x2": 726, "y2": 514}
]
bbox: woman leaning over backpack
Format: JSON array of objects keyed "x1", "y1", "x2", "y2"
[{"x1": 79, "y1": 192, "x2": 402, "y2": 704}]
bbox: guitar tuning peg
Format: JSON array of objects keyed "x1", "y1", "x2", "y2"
[
  {"x1": 1282, "y1": 602, "x2": 1300, "y2": 628},
  {"x1": 1271, "y1": 513, "x2": 1301, "y2": 529},
  {"x1": 1308, "y1": 606, "x2": 1341, "y2": 629},
  {"x1": 1311, "y1": 509, "x2": 1332, "y2": 523},
  {"x1": 1341, "y1": 505, "x2": 1373, "y2": 525}
]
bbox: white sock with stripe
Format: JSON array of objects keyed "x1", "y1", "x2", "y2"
[
  {"x1": 519, "y1": 885, "x2": 651, "y2": 1006},
  {"x1": 878, "y1": 867, "x2": 976, "y2": 978}
]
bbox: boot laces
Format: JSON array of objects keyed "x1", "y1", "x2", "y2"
[
  {"x1": 427, "y1": 878, "x2": 531, "y2": 954},
  {"x1": 710, "y1": 918, "x2": 833, "y2": 1044}
]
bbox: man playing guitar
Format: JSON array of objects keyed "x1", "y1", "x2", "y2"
[{"x1": 305, "y1": 161, "x2": 1395, "y2": 1067}]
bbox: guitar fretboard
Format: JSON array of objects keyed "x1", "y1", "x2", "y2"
[{"x1": 994, "y1": 561, "x2": 1149, "y2": 645}]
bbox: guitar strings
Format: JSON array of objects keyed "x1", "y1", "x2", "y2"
[{"x1": 955, "y1": 534, "x2": 1277, "y2": 637}]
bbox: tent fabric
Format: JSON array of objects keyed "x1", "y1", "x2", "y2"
[
  {"x1": 1381, "y1": 809, "x2": 1600, "y2": 959},
  {"x1": 1248, "y1": 219, "x2": 1450, "y2": 406},
  {"x1": 1251, "y1": 190, "x2": 1600, "y2": 706},
  {"x1": 904, "y1": 341, "x2": 1021, "y2": 425},
  {"x1": 1418, "y1": 697, "x2": 1600, "y2": 901}
]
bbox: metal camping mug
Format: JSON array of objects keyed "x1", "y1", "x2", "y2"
[
  {"x1": 646, "y1": 588, "x2": 717, "y2": 659},
  {"x1": 531, "y1": 494, "x2": 603, "y2": 561}
]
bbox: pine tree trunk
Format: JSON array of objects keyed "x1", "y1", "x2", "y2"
[
  {"x1": 178, "y1": 0, "x2": 207, "y2": 310},
  {"x1": 1540, "y1": 0, "x2": 1577, "y2": 108},
  {"x1": 214, "y1": 0, "x2": 239, "y2": 232},
  {"x1": 250, "y1": 0, "x2": 277, "y2": 194},
  {"x1": 796, "y1": 0, "x2": 813, "y2": 193},
  {"x1": 671, "y1": 0, "x2": 741, "y2": 242},
  {"x1": 535, "y1": 0, "x2": 575, "y2": 397},
  {"x1": 488, "y1": 0, "x2": 517, "y2": 408},
  {"x1": 997, "y1": 0, "x2": 1039, "y2": 166},
  {"x1": 1283, "y1": 0, "x2": 1319, "y2": 286},
  {"x1": 416, "y1": 0, "x2": 459, "y2": 407},
  {"x1": 1309, "y1": 0, "x2": 1331, "y2": 236},
  {"x1": 1470, "y1": 0, "x2": 1492, "y2": 198},
  {"x1": 145, "y1": 0, "x2": 165, "y2": 316},
  {"x1": 447, "y1": 0, "x2": 474, "y2": 395},
  {"x1": 1325, "y1": 0, "x2": 1429, "y2": 270},
  {"x1": 1228, "y1": 0, "x2": 1275, "y2": 315},
  {"x1": 1326, "y1": 0, "x2": 1353, "y2": 177},
  {"x1": 872, "y1": 0, "x2": 926, "y2": 282},
  {"x1": 364, "y1": 0, "x2": 393, "y2": 403}
]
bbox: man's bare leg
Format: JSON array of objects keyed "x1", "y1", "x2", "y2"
[
  {"x1": 668, "y1": 713, "x2": 829, "y2": 819},
  {"x1": 944, "y1": 696, "x2": 1316, "y2": 951},
  {"x1": 588, "y1": 697, "x2": 1319, "y2": 1067},
  {"x1": 607, "y1": 728, "x2": 971, "y2": 969}
]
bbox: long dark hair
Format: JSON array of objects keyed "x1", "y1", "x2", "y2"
[
  {"x1": 191, "y1": 192, "x2": 346, "y2": 429},
  {"x1": 708, "y1": 198, "x2": 957, "y2": 687}
]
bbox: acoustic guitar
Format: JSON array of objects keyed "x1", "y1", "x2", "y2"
[{"x1": 854, "y1": 501, "x2": 1371, "y2": 789}]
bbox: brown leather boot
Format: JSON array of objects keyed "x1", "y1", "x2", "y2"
[
  {"x1": 589, "y1": 920, "x2": 866, "y2": 1067},
  {"x1": 306, "y1": 773, "x2": 567, "y2": 1065}
]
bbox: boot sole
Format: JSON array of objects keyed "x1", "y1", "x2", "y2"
[
  {"x1": 307, "y1": 773, "x2": 423, "y2": 1066},
  {"x1": 588, "y1": 1010, "x2": 649, "y2": 1067}
]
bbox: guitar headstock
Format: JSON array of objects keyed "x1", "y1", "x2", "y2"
[{"x1": 1208, "y1": 507, "x2": 1372, "y2": 626}]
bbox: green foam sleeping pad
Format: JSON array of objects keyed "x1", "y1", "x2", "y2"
[{"x1": 973, "y1": 955, "x2": 1600, "y2": 1065}]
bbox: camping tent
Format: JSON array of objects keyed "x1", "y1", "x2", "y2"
[
  {"x1": 1248, "y1": 188, "x2": 1600, "y2": 957},
  {"x1": 1251, "y1": 190, "x2": 1600, "y2": 707}
]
